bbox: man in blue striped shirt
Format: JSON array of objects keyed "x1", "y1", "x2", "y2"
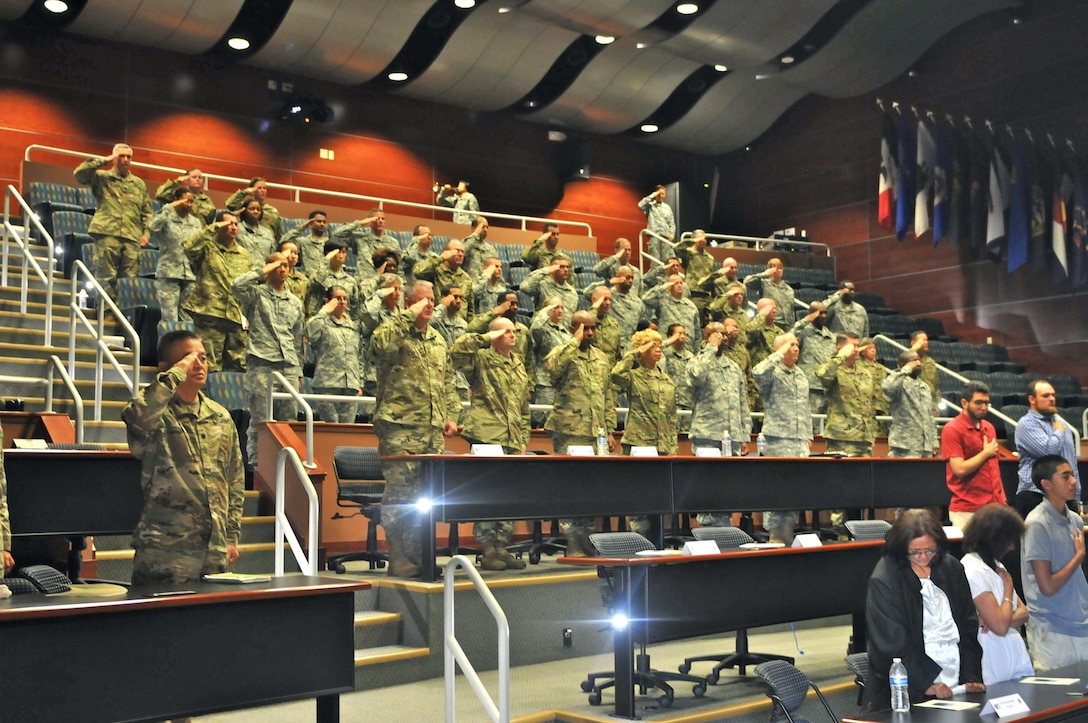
[{"x1": 1015, "y1": 379, "x2": 1081, "y2": 518}]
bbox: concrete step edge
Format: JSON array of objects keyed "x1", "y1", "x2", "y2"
[
  {"x1": 96, "y1": 540, "x2": 281, "y2": 561},
  {"x1": 353, "y1": 646, "x2": 430, "y2": 667}
]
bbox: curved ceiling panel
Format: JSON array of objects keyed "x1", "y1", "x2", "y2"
[
  {"x1": 67, "y1": 0, "x2": 245, "y2": 54},
  {"x1": 519, "y1": 0, "x2": 673, "y2": 38},
  {"x1": 246, "y1": 0, "x2": 342, "y2": 71},
  {"x1": 397, "y1": 8, "x2": 578, "y2": 110},
  {"x1": 0, "y1": 1, "x2": 36, "y2": 21}
]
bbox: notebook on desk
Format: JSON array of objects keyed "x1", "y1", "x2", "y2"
[{"x1": 202, "y1": 573, "x2": 271, "y2": 584}]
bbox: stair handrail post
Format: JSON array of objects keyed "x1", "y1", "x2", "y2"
[
  {"x1": 47, "y1": 354, "x2": 85, "y2": 444},
  {"x1": 444, "y1": 555, "x2": 510, "y2": 723},
  {"x1": 273, "y1": 445, "x2": 319, "y2": 577},
  {"x1": 3, "y1": 184, "x2": 55, "y2": 347},
  {"x1": 267, "y1": 371, "x2": 316, "y2": 468}
]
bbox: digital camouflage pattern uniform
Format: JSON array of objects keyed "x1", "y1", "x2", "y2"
[
  {"x1": 824, "y1": 291, "x2": 869, "y2": 339},
  {"x1": 860, "y1": 358, "x2": 890, "y2": 433},
  {"x1": 474, "y1": 275, "x2": 509, "y2": 317},
  {"x1": 430, "y1": 309, "x2": 470, "y2": 424},
  {"x1": 461, "y1": 231, "x2": 499, "y2": 280},
  {"x1": 521, "y1": 233, "x2": 561, "y2": 270},
  {"x1": 638, "y1": 194, "x2": 675, "y2": 262},
  {"x1": 521, "y1": 267, "x2": 578, "y2": 327},
  {"x1": 467, "y1": 313, "x2": 532, "y2": 367},
  {"x1": 746, "y1": 314, "x2": 779, "y2": 369},
  {"x1": 722, "y1": 339, "x2": 759, "y2": 412},
  {"x1": 593, "y1": 255, "x2": 644, "y2": 296},
  {"x1": 754, "y1": 277, "x2": 796, "y2": 330},
  {"x1": 308, "y1": 265, "x2": 360, "y2": 321},
  {"x1": 643, "y1": 286, "x2": 700, "y2": 354},
  {"x1": 400, "y1": 239, "x2": 437, "y2": 287},
  {"x1": 284, "y1": 268, "x2": 310, "y2": 312},
  {"x1": 306, "y1": 309, "x2": 362, "y2": 423},
  {"x1": 122, "y1": 366, "x2": 244, "y2": 584},
  {"x1": 673, "y1": 239, "x2": 715, "y2": 315},
  {"x1": 236, "y1": 221, "x2": 276, "y2": 270},
  {"x1": 182, "y1": 227, "x2": 255, "y2": 372},
  {"x1": 413, "y1": 256, "x2": 475, "y2": 321},
  {"x1": 154, "y1": 179, "x2": 217, "y2": 225},
  {"x1": 882, "y1": 367, "x2": 939, "y2": 458},
  {"x1": 607, "y1": 288, "x2": 644, "y2": 351},
  {"x1": 359, "y1": 291, "x2": 401, "y2": 397},
  {"x1": 815, "y1": 353, "x2": 877, "y2": 456},
  {"x1": 451, "y1": 333, "x2": 531, "y2": 547},
  {"x1": 282, "y1": 227, "x2": 329, "y2": 276},
  {"x1": 918, "y1": 354, "x2": 942, "y2": 411},
  {"x1": 73, "y1": 156, "x2": 152, "y2": 299},
  {"x1": 232, "y1": 270, "x2": 305, "y2": 466},
  {"x1": 791, "y1": 318, "x2": 836, "y2": 416},
  {"x1": 437, "y1": 191, "x2": 479, "y2": 225},
  {"x1": 709, "y1": 298, "x2": 750, "y2": 347},
  {"x1": 332, "y1": 223, "x2": 393, "y2": 282},
  {"x1": 148, "y1": 205, "x2": 202, "y2": 322},
  {"x1": 225, "y1": 189, "x2": 282, "y2": 242},
  {"x1": 662, "y1": 344, "x2": 694, "y2": 434},
  {"x1": 529, "y1": 312, "x2": 571, "y2": 428}
]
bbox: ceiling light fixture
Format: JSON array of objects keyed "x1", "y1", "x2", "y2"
[
  {"x1": 498, "y1": 6, "x2": 511, "y2": 12},
  {"x1": 676, "y1": 3, "x2": 699, "y2": 14},
  {"x1": 42, "y1": 0, "x2": 68, "y2": 12},
  {"x1": 595, "y1": 35, "x2": 615, "y2": 45},
  {"x1": 388, "y1": 71, "x2": 409, "y2": 82},
  {"x1": 714, "y1": 64, "x2": 728, "y2": 72},
  {"x1": 641, "y1": 124, "x2": 659, "y2": 133},
  {"x1": 780, "y1": 55, "x2": 795, "y2": 64},
  {"x1": 227, "y1": 37, "x2": 251, "y2": 51},
  {"x1": 454, "y1": 0, "x2": 475, "y2": 8}
]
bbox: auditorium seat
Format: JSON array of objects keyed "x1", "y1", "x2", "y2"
[
  {"x1": 25, "y1": 182, "x2": 88, "y2": 240},
  {"x1": 326, "y1": 446, "x2": 387, "y2": 573},
  {"x1": 204, "y1": 371, "x2": 250, "y2": 468},
  {"x1": 1050, "y1": 374, "x2": 1088, "y2": 408},
  {"x1": 754, "y1": 660, "x2": 838, "y2": 723},
  {"x1": 50, "y1": 211, "x2": 94, "y2": 278},
  {"x1": 138, "y1": 248, "x2": 159, "y2": 277},
  {"x1": 115, "y1": 277, "x2": 161, "y2": 366}
]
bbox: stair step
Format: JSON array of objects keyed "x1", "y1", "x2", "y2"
[
  {"x1": 353, "y1": 645, "x2": 430, "y2": 667},
  {"x1": 354, "y1": 610, "x2": 402, "y2": 627},
  {"x1": 354, "y1": 610, "x2": 404, "y2": 649}
]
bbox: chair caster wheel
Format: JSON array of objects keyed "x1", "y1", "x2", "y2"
[
  {"x1": 708, "y1": 671, "x2": 720, "y2": 684},
  {"x1": 693, "y1": 684, "x2": 706, "y2": 698},
  {"x1": 529, "y1": 551, "x2": 541, "y2": 564},
  {"x1": 329, "y1": 562, "x2": 346, "y2": 574},
  {"x1": 580, "y1": 680, "x2": 592, "y2": 693},
  {"x1": 588, "y1": 692, "x2": 601, "y2": 706},
  {"x1": 658, "y1": 695, "x2": 673, "y2": 708},
  {"x1": 377, "y1": 560, "x2": 386, "y2": 569},
  {"x1": 678, "y1": 663, "x2": 691, "y2": 674}
]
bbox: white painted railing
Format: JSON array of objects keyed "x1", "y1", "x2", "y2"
[{"x1": 273, "y1": 446, "x2": 319, "y2": 577}]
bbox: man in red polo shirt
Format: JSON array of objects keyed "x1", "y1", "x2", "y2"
[{"x1": 941, "y1": 381, "x2": 1005, "y2": 528}]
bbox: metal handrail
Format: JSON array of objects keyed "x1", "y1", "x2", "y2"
[
  {"x1": 444, "y1": 555, "x2": 510, "y2": 723},
  {"x1": 678, "y1": 229, "x2": 832, "y2": 256},
  {"x1": 273, "y1": 446, "x2": 319, "y2": 577},
  {"x1": 24, "y1": 144, "x2": 592, "y2": 236},
  {"x1": 67, "y1": 260, "x2": 140, "y2": 418},
  {"x1": 267, "y1": 371, "x2": 316, "y2": 468},
  {"x1": 2, "y1": 184, "x2": 55, "y2": 345},
  {"x1": 0, "y1": 355, "x2": 85, "y2": 443}
]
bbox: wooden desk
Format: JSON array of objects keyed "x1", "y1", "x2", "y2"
[
  {"x1": 561, "y1": 541, "x2": 884, "y2": 719},
  {"x1": 0, "y1": 576, "x2": 366, "y2": 722},
  {"x1": 845, "y1": 660, "x2": 1088, "y2": 722}
]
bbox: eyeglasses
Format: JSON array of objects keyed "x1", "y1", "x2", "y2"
[{"x1": 907, "y1": 548, "x2": 938, "y2": 560}]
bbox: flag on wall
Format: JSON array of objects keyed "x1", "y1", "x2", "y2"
[
  {"x1": 968, "y1": 134, "x2": 990, "y2": 259},
  {"x1": 878, "y1": 113, "x2": 898, "y2": 230},
  {"x1": 1028, "y1": 147, "x2": 1049, "y2": 274},
  {"x1": 1006, "y1": 143, "x2": 1031, "y2": 272},
  {"x1": 1052, "y1": 164, "x2": 1072, "y2": 280},
  {"x1": 985, "y1": 145, "x2": 1010, "y2": 262},
  {"x1": 933, "y1": 126, "x2": 952, "y2": 244},
  {"x1": 896, "y1": 118, "x2": 917, "y2": 240},
  {"x1": 1071, "y1": 171, "x2": 1088, "y2": 289},
  {"x1": 915, "y1": 121, "x2": 935, "y2": 238}
]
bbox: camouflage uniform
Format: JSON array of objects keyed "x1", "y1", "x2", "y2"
[
  {"x1": 643, "y1": 265, "x2": 691, "y2": 295},
  {"x1": 687, "y1": 345, "x2": 751, "y2": 454},
  {"x1": 474, "y1": 276, "x2": 509, "y2": 317},
  {"x1": 232, "y1": 270, "x2": 305, "y2": 466},
  {"x1": 607, "y1": 288, "x2": 645, "y2": 350},
  {"x1": 437, "y1": 191, "x2": 479, "y2": 225},
  {"x1": 709, "y1": 299, "x2": 749, "y2": 347},
  {"x1": 148, "y1": 205, "x2": 202, "y2": 322},
  {"x1": 753, "y1": 278, "x2": 796, "y2": 330},
  {"x1": 154, "y1": 179, "x2": 216, "y2": 225},
  {"x1": 308, "y1": 265, "x2": 361, "y2": 321},
  {"x1": 73, "y1": 156, "x2": 152, "y2": 298},
  {"x1": 521, "y1": 234, "x2": 561, "y2": 270},
  {"x1": 611, "y1": 351, "x2": 677, "y2": 454},
  {"x1": 643, "y1": 286, "x2": 700, "y2": 354},
  {"x1": 371, "y1": 310, "x2": 460, "y2": 571},
  {"x1": 400, "y1": 240, "x2": 437, "y2": 286},
  {"x1": 183, "y1": 227, "x2": 255, "y2": 372},
  {"x1": 674, "y1": 239, "x2": 715, "y2": 316},
  {"x1": 722, "y1": 340, "x2": 759, "y2": 412},
  {"x1": 306, "y1": 309, "x2": 362, "y2": 423},
  {"x1": 521, "y1": 268, "x2": 578, "y2": 327},
  {"x1": 451, "y1": 333, "x2": 531, "y2": 547},
  {"x1": 882, "y1": 367, "x2": 939, "y2": 458},
  {"x1": 225, "y1": 189, "x2": 282, "y2": 242},
  {"x1": 413, "y1": 257, "x2": 475, "y2": 321},
  {"x1": 594, "y1": 314, "x2": 623, "y2": 366},
  {"x1": 860, "y1": 358, "x2": 890, "y2": 433},
  {"x1": 638, "y1": 194, "x2": 675, "y2": 262},
  {"x1": 284, "y1": 268, "x2": 310, "y2": 311},
  {"x1": 468, "y1": 313, "x2": 532, "y2": 367},
  {"x1": 746, "y1": 315, "x2": 778, "y2": 369},
  {"x1": 236, "y1": 221, "x2": 276, "y2": 270},
  {"x1": 662, "y1": 344, "x2": 694, "y2": 434},
  {"x1": 918, "y1": 355, "x2": 942, "y2": 412},
  {"x1": 333, "y1": 223, "x2": 393, "y2": 282},
  {"x1": 122, "y1": 366, "x2": 244, "y2": 584},
  {"x1": 752, "y1": 347, "x2": 811, "y2": 541},
  {"x1": 593, "y1": 255, "x2": 643, "y2": 296},
  {"x1": 791, "y1": 318, "x2": 836, "y2": 416},
  {"x1": 824, "y1": 291, "x2": 869, "y2": 339},
  {"x1": 359, "y1": 292, "x2": 402, "y2": 396},
  {"x1": 282, "y1": 228, "x2": 329, "y2": 276},
  {"x1": 430, "y1": 309, "x2": 470, "y2": 423},
  {"x1": 529, "y1": 311, "x2": 571, "y2": 428},
  {"x1": 815, "y1": 355, "x2": 877, "y2": 456},
  {"x1": 545, "y1": 336, "x2": 612, "y2": 534},
  {"x1": 0, "y1": 426, "x2": 10, "y2": 557},
  {"x1": 461, "y1": 231, "x2": 499, "y2": 280}
]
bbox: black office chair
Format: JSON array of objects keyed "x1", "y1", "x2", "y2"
[
  {"x1": 678, "y1": 526, "x2": 795, "y2": 681},
  {"x1": 580, "y1": 532, "x2": 707, "y2": 708},
  {"x1": 754, "y1": 660, "x2": 838, "y2": 723},
  {"x1": 505, "y1": 451, "x2": 566, "y2": 564},
  {"x1": 844, "y1": 519, "x2": 892, "y2": 542},
  {"x1": 844, "y1": 652, "x2": 869, "y2": 706},
  {"x1": 327, "y1": 446, "x2": 387, "y2": 572}
]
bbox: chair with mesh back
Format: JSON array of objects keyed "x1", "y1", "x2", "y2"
[
  {"x1": 327, "y1": 446, "x2": 387, "y2": 572},
  {"x1": 844, "y1": 520, "x2": 891, "y2": 542},
  {"x1": 579, "y1": 532, "x2": 708, "y2": 708},
  {"x1": 754, "y1": 660, "x2": 837, "y2": 723},
  {"x1": 51, "y1": 210, "x2": 95, "y2": 278},
  {"x1": 678, "y1": 527, "x2": 795, "y2": 681},
  {"x1": 844, "y1": 652, "x2": 869, "y2": 706},
  {"x1": 115, "y1": 277, "x2": 161, "y2": 366},
  {"x1": 204, "y1": 372, "x2": 250, "y2": 472}
]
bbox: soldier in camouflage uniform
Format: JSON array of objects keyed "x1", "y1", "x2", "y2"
[
  {"x1": 699, "y1": 257, "x2": 742, "y2": 303},
  {"x1": 719, "y1": 317, "x2": 759, "y2": 412},
  {"x1": 594, "y1": 238, "x2": 643, "y2": 296},
  {"x1": 643, "y1": 256, "x2": 687, "y2": 293},
  {"x1": 824, "y1": 281, "x2": 869, "y2": 340},
  {"x1": 745, "y1": 258, "x2": 796, "y2": 330},
  {"x1": 282, "y1": 209, "x2": 330, "y2": 276},
  {"x1": 232, "y1": 252, "x2": 305, "y2": 467},
  {"x1": 474, "y1": 256, "x2": 508, "y2": 316},
  {"x1": 430, "y1": 285, "x2": 470, "y2": 424},
  {"x1": 522, "y1": 255, "x2": 578, "y2": 327},
  {"x1": 73, "y1": 143, "x2": 153, "y2": 299},
  {"x1": 791, "y1": 301, "x2": 836, "y2": 417},
  {"x1": 226, "y1": 177, "x2": 282, "y2": 242},
  {"x1": 0, "y1": 424, "x2": 13, "y2": 575},
  {"x1": 359, "y1": 273, "x2": 403, "y2": 398},
  {"x1": 461, "y1": 217, "x2": 498, "y2": 279},
  {"x1": 468, "y1": 291, "x2": 532, "y2": 365},
  {"x1": 154, "y1": 168, "x2": 216, "y2": 225},
  {"x1": 603, "y1": 265, "x2": 644, "y2": 349},
  {"x1": 661, "y1": 323, "x2": 694, "y2": 434},
  {"x1": 545, "y1": 310, "x2": 615, "y2": 554},
  {"x1": 307, "y1": 239, "x2": 360, "y2": 320},
  {"x1": 859, "y1": 338, "x2": 889, "y2": 434},
  {"x1": 816, "y1": 333, "x2": 876, "y2": 536},
  {"x1": 451, "y1": 317, "x2": 531, "y2": 571},
  {"x1": 400, "y1": 225, "x2": 437, "y2": 287},
  {"x1": 277, "y1": 239, "x2": 310, "y2": 311},
  {"x1": 235, "y1": 196, "x2": 276, "y2": 270},
  {"x1": 122, "y1": 330, "x2": 244, "y2": 584},
  {"x1": 674, "y1": 229, "x2": 715, "y2": 319},
  {"x1": 638, "y1": 185, "x2": 675, "y2": 262},
  {"x1": 436, "y1": 181, "x2": 479, "y2": 225},
  {"x1": 413, "y1": 239, "x2": 474, "y2": 321},
  {"x1": 753, "y1": 333, "x2": 811, "y2": 543},
  {"x1": 521, "y1": 222, "x2": 562, "y2": 270},
  {"x1": 643, "y1": 274, "x2": 700, "y2": 354},
  {"x1": 529, "y1": 297, "x2": 571, "y2": 428},
  {"x1": 746, "y1": 298, "x2": 779, "y2": 368},
  {"x1": 707, "y1": 282, "x2": 749, "y2": 348},
  {"x1": 371, "y1": 281, "x2": 460, "y2": 577},
  {"x1": 182, "y1": 212, "x2": 254, "y2": 372},
  {"x1": 910, "y1": 330, "x2": 942, "y2": 412},
  {"x1": 591, "y1": 287, "x2": 623, "y2": 365},
  {"x1": 612, "y1": 329, "x2": 677, "y2": 455},
  {"x1": 306, "y1": 286, "x2": 362, "y2": 423},
  {"x1": 333, "y1": 208, "x2": 392, "y2": 283},
  {"x1": 149, "y1": 188, "x2": 202, "y2": 322},
  {"x1": 882, "y1": 350, "x2": 939, "y2": 458}
]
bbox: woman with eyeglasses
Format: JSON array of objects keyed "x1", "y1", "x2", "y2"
[{"x1": 862, "y1": 509, "x2": 985, "y2": 712}]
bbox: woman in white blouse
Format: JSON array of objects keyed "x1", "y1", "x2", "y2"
[{"x1": 961, "y1": 503, "x2": 1034, "y2": 684}]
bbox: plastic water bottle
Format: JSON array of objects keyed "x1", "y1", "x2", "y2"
[
  {"x1": 77, "y1": 289, "x2": 89, "y2": 309},
  {"x1": 890, "y1": 657, "x2": 909, "y2": 712},
  {"x1": 721, "y1": 430, "x2": 732, "y2": 457},
  {"x1": 596, "y1": 427, "x2": 608, "y2": 457},
  {"x1": 756, "y1": 432, "x2": 767, "y2": 457}
]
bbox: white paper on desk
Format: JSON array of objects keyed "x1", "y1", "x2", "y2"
[
  {"x1": 915, "y1": 700, "x2": 979, "y2": 711},
  {"x1": 630, "y1": 446, "x2": 658, "y2": 457},
  {"x1": 943, "y1": 525, "x2": 963, "y2": 541},
  {"x1": 693, "y1": 447, "x2": 721, "y2": 457},
  {"x1": 566, "y1": 445, "x2": 595, "y2": 456},
  {"x1": 980, "y1": 693, "x2": 1029, "y2": 717},
  {"x1": 470, "y1": 444, "x2": 504, "y2": 456},
  {"x1": 1020, "y1": 677, "x2": 1079, "y2": 685}
]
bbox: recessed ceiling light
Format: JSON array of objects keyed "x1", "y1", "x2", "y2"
[
  {"x1": 498, "y1": 6, "x2": 511, "y2": 12},
  {"x1": 388, "y1": 71, "x2": 409, "y2": 82},
  {"x1": 780, "y1": 55, "x2": 795, "y2": 64},
  {"x1": 636, "y1": 42, "x2": 648, "y2": 49},
  {"x1": 641, "y1": 124, "x2": 659, "y2": 133},
  {"x1": 714, "y1": 64, "x2": 728, "y2": 72},
  {"x1": 676, "y1": 3, "x2": 699, "y2": 14},
  {"x1": 226, "y1": 37, "x2": 251, "y2": 51},
  {"x1": 454, "y1": 0, "x2": 475, "y2": 8},
  {"x1": 42, "y1": 0, "x2": 68, "y2": 12},
  {"x1": 595, "y1": 35, "x2": 615, "y2": 45},
  {"x1": 755, "y1": 73, "x2": 772, "y2": 80}
]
